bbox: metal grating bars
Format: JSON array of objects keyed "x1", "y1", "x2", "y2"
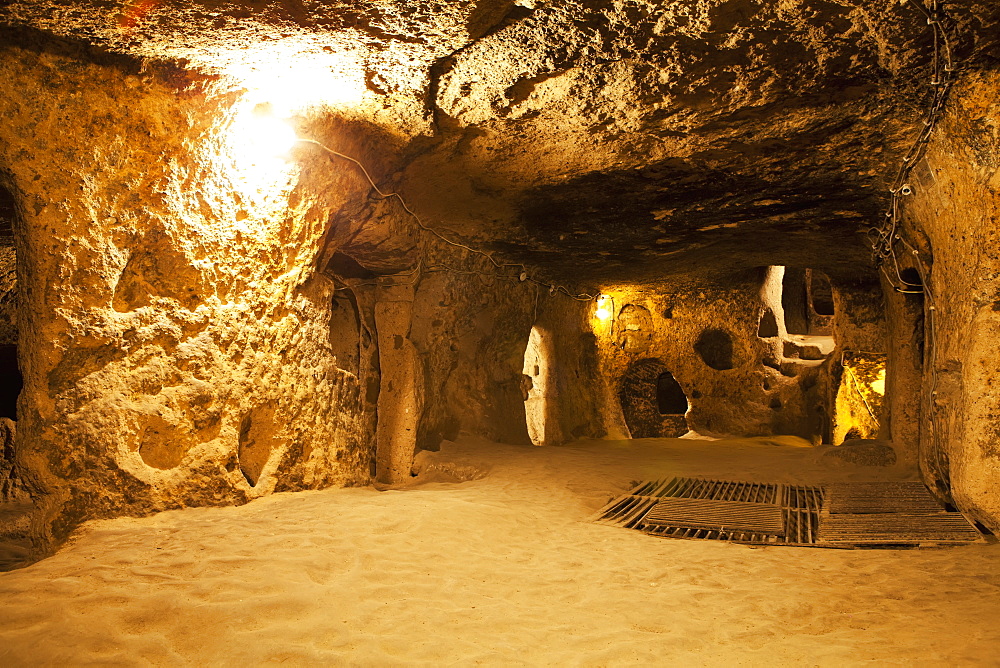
[
  {"x1": 593, "y1": 477, "x2": 824, "y2": 546},
  {"x1": 632, "y1": 477, "x2": 779, "y2": 503},
  {"x1": 594, "y1": 477, "x2": 983, "y2": 548},
  {"x1": 818, "y1": 513, "x2": 983, "y2": 545},
  {"x1": 643, "y1": 498, "x2": 785, "y2": 534},
  {"x1": 825, "y1": 482, "x2": 945, "y2": 514},
  {"x1": 820, "y1": 482, "x2": 983, "y2": 545},
  {"x1": 783, "y1": 485, "x2": 824, "y2": 545}
]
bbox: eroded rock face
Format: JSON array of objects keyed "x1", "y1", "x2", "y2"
[
  {"x1": 0, "y1": 36, "x2": 381, "y2": 546},
  {"x1": 408, "y1": 1, "x2": 999, "y2": 286},
  {"x1": 0, "y1": 1, "x2": 996, "y2": 285},
  {"x1": 576, "y1": 271, "x2": 885, "y2": 443},
  {"x1": 823, "y1": 438, "x2": 897, "y2": 467},
  {"x1": 0, "y1": 0, "x2": 998, "y2": 549},
  {"x1": 896, "y1": 70, "x2": 1000, "y2": 529},
  {"x1": 0, "y1": 31, "x2": 552, "y2": 552}
]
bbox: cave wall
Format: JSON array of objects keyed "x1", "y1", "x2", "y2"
[
  {"x1": 529, "y1": 295, "x2": 606, "y2": 444},
  {"x1": 415, "y1": 258, "x2": 535, "y2": 451},
  {"x1": 0, "y1": 31, "x2": 585, "y2": 542},
  {"x1": 581, "y1": 269, "x2": 887, "y2": 444},
  {"x1": 354, "y1": 240, "x2": 608, "y2": 459},
  {"x1": 882, "y1": 267, "x2": 926, "y2": 472},
  {"x1": 0, "y1": 246, "x2": 18, "y2": 502},
  {"x1": 0, "y1": 246, "x2": 15, "y2": 347},
  {"x1": 412, "y1": 267, "x2": 605, "y2": 454},
  {"x1": 758, "y1": 266, "x2": 831, "y2": 444},
  {"x1": 0, "y1": 38, "x2": 387, "y2": 546},
  {"x1": 588, "y1": 276, "x2": 798, "y2": 440},
  {"x1": 898, "y1": 69, "x2": 1000, "y2": 528}
]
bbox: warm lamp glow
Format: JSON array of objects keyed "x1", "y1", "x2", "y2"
[
  {"x1": 217, "y1": 98, "x2": 301, "y2": 223},
  {"x1": 871, "y1": 368, "x2": 886, "y2": 395},
  {"x1": 595, "y1": 295, "x2": 613, "y2": 321},
  {"x1": 222, "y1": 49, "x2": 367, "y2": 118},
  {"x1": 215, "y1": 45, "x2": 367, "y2": 208},
  {"x1": 225, "y1": 100, "x2": 301, "y2": 176},
  {"x1": 246, "y1": 104, "x2": 299, "y2": 159}
]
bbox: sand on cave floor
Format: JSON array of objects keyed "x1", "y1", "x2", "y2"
[{"x1": 2, "y1": 435, "x2": 1000, "y2": 667}]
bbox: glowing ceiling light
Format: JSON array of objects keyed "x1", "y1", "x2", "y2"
[
  {"x1": 222, "y1": 49, "x2": 367, "y2": 118},
  {"x1": 226, "y1": 101, "x2": 300, "y2": 173},
  {"x1": 219, "y1": 99, "x2": 301, "y2": 212},
  {"x1": 246, "y1": 103, "x2": 299, "y2": 158}
]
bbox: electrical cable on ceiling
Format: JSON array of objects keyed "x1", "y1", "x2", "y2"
[
  {"x1": 864, "y1": 0, "x2": 956, "y2": 493},
  {"x1": 299, "y1": 138, "x2": 596, "y2": 302},
  {"x1": 867, "y1": 0, "x2": 954, "y2": 296}
]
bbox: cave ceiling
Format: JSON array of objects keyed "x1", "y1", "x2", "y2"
[{"x1": 2, "y1": 1, "x2": 999, "y2": 288}]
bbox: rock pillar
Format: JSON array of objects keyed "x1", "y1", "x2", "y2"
[{"x1": 374, "y1": 280, "x2": 423, "y2": 486}]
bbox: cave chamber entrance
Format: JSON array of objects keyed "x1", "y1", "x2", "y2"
[{"x1": 619, "y1": 358, "x2": 688, "y2": 438}]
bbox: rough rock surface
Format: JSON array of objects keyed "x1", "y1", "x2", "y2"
[
  {"x1": 896, "y1": 69, "x2": 1000, "y2": 528},
  {"x1": 0, "y1": 247, "x2": 15, "y2": 346},
  {"x1": 0, "y1": 34, "x2": 419, "y2": 548},
  {"x1": 0, "y1": 1, "x2": 998, "y2": 555},
  {"x1": 0, "y1": 1, "x2": 996, "y2": 284},
  {"x1": 823, "y1": 438, "x2": 897, "y2": 467}
]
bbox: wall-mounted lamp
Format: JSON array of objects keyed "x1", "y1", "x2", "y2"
[{"x1": 594, "y1": 294, "x2": 614, "y2": 321}]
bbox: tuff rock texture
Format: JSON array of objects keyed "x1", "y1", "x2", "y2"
[
  {"x1": 894, "y1": 69, "x2": 1000, "y2": 528},
  {"x1": 823, "y1": 437, "x2": 897, "y2": 467},
  {"x1": 0, "y1": 38, "x2": 383, "y2": 548},
  {"x1": 0, "y1": 0, "x2": 998, "y2": 557}
]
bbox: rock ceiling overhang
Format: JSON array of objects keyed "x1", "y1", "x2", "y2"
[{"x1": 1, "y1": 1, "x2": 998, "y2": 286}]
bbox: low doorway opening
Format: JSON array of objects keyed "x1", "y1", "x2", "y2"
[{"x1": 620, "y1": 359, "x2": 688, "y2": 438}]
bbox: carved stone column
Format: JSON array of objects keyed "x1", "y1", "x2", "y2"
[{"x1": 374, "y1": 280, "x2": 423, "y2": 486}]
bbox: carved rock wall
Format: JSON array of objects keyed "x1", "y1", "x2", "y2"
[
  {"x1": 899, "y1": 69, "x2": 1000, "y2": 529},
  {"x1": 0, "y1": 37, "x2": 379, "y2": 547},
  {"x1": 589, "y1": 277, "x2": 805, "y2": 440}
]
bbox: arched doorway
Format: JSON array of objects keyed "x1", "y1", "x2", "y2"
[{"x1": 619, "y1": 358, "x2": 688, "y2": 438}]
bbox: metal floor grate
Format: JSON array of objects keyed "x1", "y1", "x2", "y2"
[
  {"x1": 594, "y1": 477, "x2": 824, "y2": 546},
  {"x1": 820, "y1": 482, "x2": 983, "y2": 545},
  {"x1": 818, "y1": 513, "x2": 984, "y2": 545},
  {"x1": 594, "y1": 477, "x2": 983, "y2": 548},
  {"x1": 825, "y1": 481, "x2": 945, "y2": 514}
]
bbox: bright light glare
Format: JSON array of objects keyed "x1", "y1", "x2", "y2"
[
  {"x1": 216, "y1": 46, "x2": 366, "y2": 200},
  {"x1": 247, "y1": 106, "x2": 299, "y2": 158},
  {"x1": 871, "y1": 368, "x2": 886, "y2": 395},
  {"x1": 594, "y1": 295, "x2": 613, "y2": 321},
  {"x1": 222, "y1": 49, "x2": 367, "y2": 118},
  {"x1": 227, "y1": 102, "x2": 299, "y2": 168},
  {"x1": 219, "y1": 100, "x2": 300, "y2": 219}
]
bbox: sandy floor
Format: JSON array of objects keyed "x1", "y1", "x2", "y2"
[{"x1": 2, "y1": 435, "x2": 1000, "y2": 666}]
